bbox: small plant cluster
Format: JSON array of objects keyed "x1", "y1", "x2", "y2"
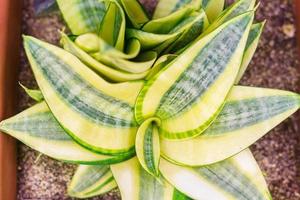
[{"x1": 1, "y1": 0, "x2": 299, "y2": 199}]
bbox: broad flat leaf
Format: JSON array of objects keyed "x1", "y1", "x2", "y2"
[
  {"x1": 161, "y1": 86, "x2": 300, "y2": 166},
  {"x1": 135, "y1": 118, "x2": 161, "y2": 177},
  {"x1": 24, "y1": 36, "x2": 144, "y2": 155},
  {"x1": 61, "y1": 33, "x2": 149, "y2": 82},
  {"x1": 135, "y1": 12, "x2": 254, "y2": 140},
  {"x1": 68, "y1": 165, "x2": 117, "y2": 198},
  {"x1": 142, "y1": 7, "x2": 193, "y2": 34},
  {"x1": 57, "y1": 0, "x2": 106, "y2": 35},
  {"x1": 20, "y1": 83, "x2": 44, "y2": 102},
  {"x1": 235, "y1": 21, "x2": 265, "y2": 83},
  {"x1": 99, "y1": 1, "x2": 125, "y2": 51},
  {"x1": 111, "y1": 157, "x2": 192, "y2": 200},
  {"x1": 160, "y1": 149, "x2": 272, "y2": 200},
  {"x1": 153, "y1": 0, "x2": 202, "y2": 19},
  {"x1": 120, "y1": 0, "x2": 149, "y2": 29},
  {"x1": 0, "y1": 102, "x2": 133, "y2": 164},
  {"x1": 146, "y1": 54, "x2": 177, "y2": 80},
  {"x1": 202, "y1": 0, "x2": 225, "y2": 22},
  {"x1": 76, "y1": 34, "x2": 141, "y2": 59}
]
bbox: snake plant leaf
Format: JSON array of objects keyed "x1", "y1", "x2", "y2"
[
  {"x1": 161, "y1": 86, "x2": 300, "y2": 166},
  {"x1": 126, "y1": 29, "x2": 179, "y2": 50},
  {"x1": 119, "y1": 0, "x2": 149, "y2": 29},
  {"x1": 202, "y1": 0, "x2": 225, "y2": 22},
  {"x1": 235, "y1": 21, "x2": 265, "y2": 83},
  {"x1": 92, "y1": 50, "x2": 157, "y2": 74},
  {"x1": 61, "y1": 33, "x2": 148, "y2": 81},
  {"x1": 164, "y1": 10, "x2": 209, "y2": 53},
  {"x1": 146, "y1": 54, "x2": 177, "y2": 80},
  {"x1": 0, "y1": 102, "x2": 133, "y2": 164},
  {"x1": 20, "y1": 83, "x2": 44, "y2": 102},
  {"x1": 160, "y1": 149, "x2": 272, "y2": 200},
  {"x1": 111, "y1": 157, "x2": 192, "y2": 200},
  {"x1": 23, "y1": 35, "x2": 144, "y2": 155},
  {"x1": 135, "y1": 118, "x2": 161, "y2": 177},
  {"x1": 56, "y1": 0, "x2": 106, "y2": 35},
  {"x1": 153, "y1": 0, "x2": 202, "y2": 19},
  {"x1": 99, "y1": 1, "x2": 125, "y2": 51},
  {"x1": 76, "y1": 33, "x2": 141, "y2": 59},
  {"x1": 68, "y1": 165, "x2": 117, "y2": 198},
  {"x1": 205, "y1": 0, "x2": 256, "y2": 34},
  {"x1": 142, "y1": 7, "x2": 193, "y2": 34},
  {"x1": 135, "y1": 12, "x2": 254, "y2": 140}
]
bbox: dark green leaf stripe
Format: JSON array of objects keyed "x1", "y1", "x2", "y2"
[
  {"x1": 223, "y1": 0, "x2": 255, "y2": 23},
  {"x1": 143, "y1": 123, "x2": 156, "y2": 174},
  {"x1": 245, "y1": 22, "x2": 263, "y2": 50},
  {"x1": 202, "y1": 0, "x2": 210, "y2": 8},
  {"x1": 172, "y1": 189, "x2": 193, "y2": 200},
  {"x1": 156, "y1": 14, "x2": 251, "y2": 119},
  {"x1": 57, "y1": 0, "x2": 106, "y2": 35},
  {"x1": 26, "y1": 40, "x2": 136, "y2": 128},
  {"x1": 204, "y1": 95, "x2": 300, "y2": 135},
  {"x1": 1, "y1": 112, "x2": 71, "y2": 141}
]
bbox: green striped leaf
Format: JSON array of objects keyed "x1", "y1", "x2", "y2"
[
  {"x1": 146, "y1": 54, "x2": 177, "y2": 80},
  {"x1": 135, "y1": 118, "x2": 161, "y2": 177},
  {"x1": 0, "y1": 102, "x2": 133, "y2": 164},
  {"x1": 57, "y1": 0, "x2": 106, "y2": 35},
  {"x1": 164, "y1": 10, "x2": 209, "y2": 53},
  {"x1": 92, "y1": 50, "x2": 157, "y2": 74},
  {"x1": 20, "y1": 83, "x2": 44, "y2": 102},
  {"x1": 161, "y1": 86, "x2": 300, "y2": 166},
  {"x1": 142, "y1": 7, "x2": 193, "y2": 34},
  {"x1": 99, "y1": 1, "x2": 125, "y2": 51},
  {"x1": 111, "y1": 157, "x2": 192, "y2": 200},
  {"x1": 120, "y1": 0, "x2": 149, "y2": 29},
  {"x1": 127, "y1": 9, "x2": 208, "y2": 52},
  {"x1": 153, "y1": 0, "x2": 202, "y2": 19},
  {"x1": 135, "y1": 12, "x2": 254, "y2": 140},
  {"x1": 160, "y1": 149, "x2": 272, "y2": 200},
  {"x1": 61, "y1": 33, "x2": 148, "y2": 82},
  {"x1": 76, "y1": 33, "x2": 141, "y2": 59},
  {"x1": 202, "y1": 0, "x2": 225, "y2": 22},
  {"x1": 206, "y1": 0, "x2": 256, "y2": 33},
  {"x1": 68, "y1": 165, "x2": 117, "y2": 198},
  {"x1": 235, "y1": 21, "x2": 265, "y2": 83},
  {"x1": 24, "y1": 35, "x2": 144, "y2": 155}
]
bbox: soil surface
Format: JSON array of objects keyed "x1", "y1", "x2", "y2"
[{"x1": 17, "y1": 0, "x2": 300, "y2": 199}]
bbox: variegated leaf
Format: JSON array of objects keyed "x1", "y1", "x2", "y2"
[
  {"x1": 0, "y1": 102, "x2": 133, "y2": 164},
  {"x1": 161, "y1": 86, "x2": 300, "y2": 166},
  {"x1": 160, "y1": 149, "x2": 272, "y2": 200},
  {"x1": 135, "y1": 12, "x2": 254, "y2": 139},
  {"x1": 24, "y1": 36, "x2": 143, "y2": 155}
]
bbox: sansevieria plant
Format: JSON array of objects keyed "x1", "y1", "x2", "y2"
[{"x1": 1, "y1": 0, "x2": 299, "y2": 199}]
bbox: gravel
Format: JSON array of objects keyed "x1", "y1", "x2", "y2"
[{"x1": 17, "y1": 0, "x2": 300, "y2": 199}]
